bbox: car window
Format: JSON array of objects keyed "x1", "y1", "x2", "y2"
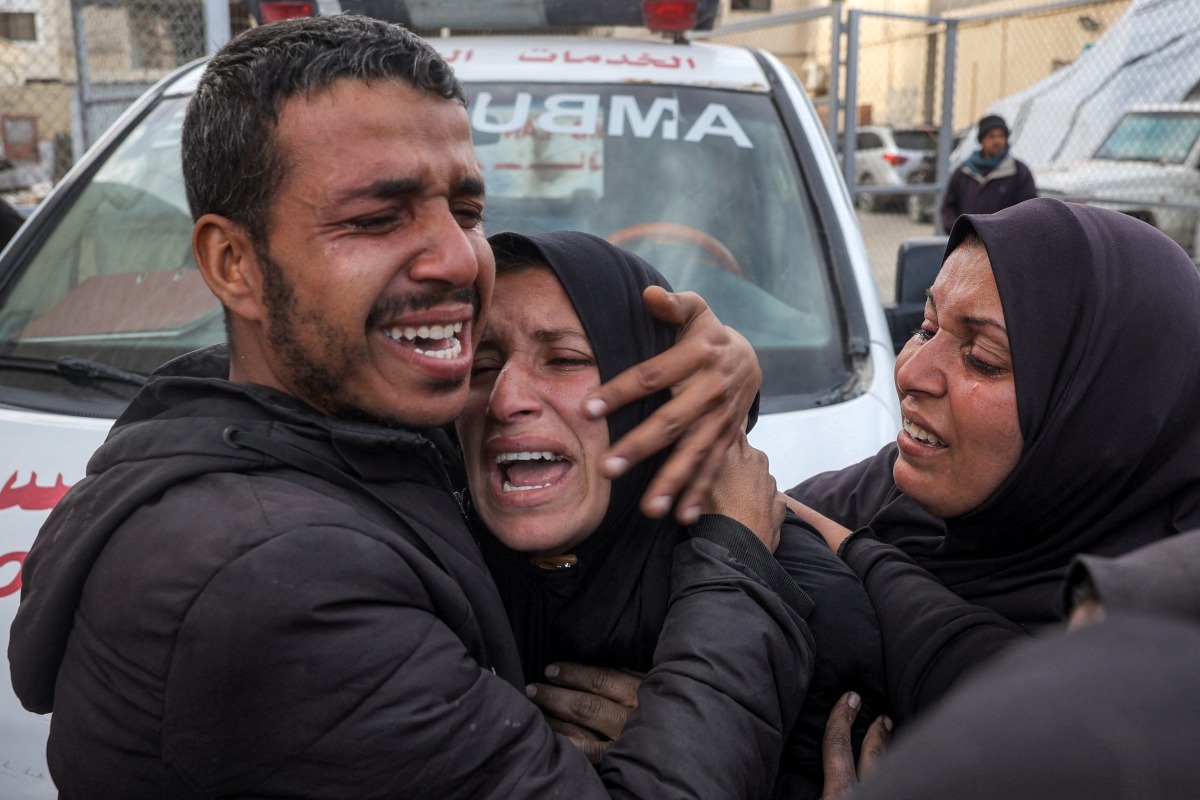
[
  {"x1": 1094, "y1": 112, "x2": 1200, "y2": 164},
  {"x1": 0, "y1": 96, "x2": 218, "y2": 405},
  {"x1": 468, "y1": 82, "x2": 848, "y2": 405},
  {"x1": 857, "y1": 132, "x2": 882, "y2": 149},
  {"x1": 893, "y1": 130, "x2": 937, "y2": 150}
]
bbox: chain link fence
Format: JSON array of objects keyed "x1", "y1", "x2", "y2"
[
  {"x1": 705, "y1": 0, "x2": 1200, "y2": 302},
  {"x1": 0, "y1": 0, "x2": 249, "y2": 211}
]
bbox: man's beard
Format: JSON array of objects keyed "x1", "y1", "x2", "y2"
[{"x1": 258, "y1": 250, "x2": 478, "y2": 428}]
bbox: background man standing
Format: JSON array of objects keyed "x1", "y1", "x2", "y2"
[{"x1": 940, "y1": 113, "x2": 1037, "y2": 232}]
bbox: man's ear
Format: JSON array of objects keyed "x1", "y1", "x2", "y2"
[{"x1": 193, "y1": 213, "x2": 266, "y2": 324}]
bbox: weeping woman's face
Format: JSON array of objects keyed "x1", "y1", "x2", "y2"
[
  {"x1": 457, "y1": 266, "x2": 612, "y2": 555},
  {"x1": 892, "y1": 241, "x2": 1023, "y2": 519}
]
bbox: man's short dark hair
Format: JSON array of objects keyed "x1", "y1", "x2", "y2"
[{"x1": 181, "y1": 14, "x2": 465, "y2": 244}]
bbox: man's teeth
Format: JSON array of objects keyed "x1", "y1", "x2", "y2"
[
  {"x1": 385, "y1": 321, "x2": 464, "y2": 360},
  {"x1": 904, "y1": 418, "x2": 946, "y2": 447},
  {"x1": 416, "y1": 339, "x2": 462, "y2": 360}
]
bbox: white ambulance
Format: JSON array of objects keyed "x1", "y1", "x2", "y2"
[{"x1": 0, "y1": 4, "x2": 900, "y2": 793}]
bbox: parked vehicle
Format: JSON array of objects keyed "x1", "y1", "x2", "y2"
[
  {"x1": 0, "y1": 7, "x2": 902, "y2": 793},
  {"x1": 1036, "y1": 103, "x2": 1200, "y2": 258},
  {"x1": 853, "y1": 124, "x2": 938, "y2": 213},
  {"x1": 903, "y1": 131, "x2": 967, "y2": 225}
]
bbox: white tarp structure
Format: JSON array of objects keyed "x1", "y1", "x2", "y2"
[{"x1": 993, "y1": 0, "x2": 1200, "y2": 170}]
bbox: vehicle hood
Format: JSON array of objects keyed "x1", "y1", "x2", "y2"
[{"x1": 1036, "y1": 158, "x2": 1193, "y2": 195}]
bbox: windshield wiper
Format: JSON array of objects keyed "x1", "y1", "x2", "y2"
[{"x1": 0, "y1": 353, "x2": 148, "y2": 387}]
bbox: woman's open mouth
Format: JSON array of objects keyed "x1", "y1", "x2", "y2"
[
  {"x1": 903, "y1": 417, "x2": 947, "y2": 448},
  {"x1": 496, "y1": 450, "x2": 572, "y2": 492}
]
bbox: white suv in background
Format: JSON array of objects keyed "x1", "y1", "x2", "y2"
[
  {"x1": 1037, "y1": 103, "x2": 1200, "y2": 259},
  {"x1": 853, "y1": 124, "x2": 939, "y2": 213},
  {"x1": 0, "y1": 7, "x2": 900, "y2": 794}
]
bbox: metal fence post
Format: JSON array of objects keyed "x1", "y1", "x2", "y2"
[
  {"x1": 827, "y1": 2, "x2": 842, "y2": 149},
  {"x1": 842, "y1": 9, "x2": 860, "y2": 194},
  {"x1": 205, "y1": 0, "x2": 231, "y2": 55},
  {"x1": 70, "y1": 0, "x2": 92, "y2": 164},
  {"x1": 934, "y1": 19, "x2": 957, "y2": 235}
]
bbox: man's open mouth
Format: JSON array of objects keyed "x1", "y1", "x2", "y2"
[
  {"x1": 384, "y1": 322, "x2": 463, "y2": 360},
  {"x1": 495, "y1": 451, "x2": 572, "y2": 492}
]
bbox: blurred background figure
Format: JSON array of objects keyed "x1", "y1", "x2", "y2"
[{"x1": 940, "y1": 114, "x2": 1037, "y2": 232}]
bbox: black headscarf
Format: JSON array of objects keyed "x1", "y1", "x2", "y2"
[
  {"x1": 859, "y1": 198, "x2": 1200, "y2": 623},
  {"x1": 477, "y1": 231, "x2": 679, "y2": 682},
  {"x1": 850, "y1": 613, "x2": 1200, "y2": 800}
]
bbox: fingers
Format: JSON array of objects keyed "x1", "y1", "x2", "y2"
[
  {"x1": 699, "y1": 433, "x2": 781, "y2": 551},
  {"x1": 641, "y1": 285, "x2": 708, "y2": 329},
  {"x1": 582, "y1": 292, "x2": 724, "y2": 438},
  {"x1": 586, "y1": 360, "x2": 724, "y2": 516},
  {"x1": 588, "y1": 341, "x2": 730, "y2": 480},
  {"x1": 526, "y1": 682, "x2": 632, "y2": 741},
  {"x1": 820, "y1": 692, "x2": 862, "y2": 800},
  {"x1": 545, "y1": 718, "x2": 609, "y2": 767},
  {"x1": 662, "y1": 420, "x2": 735, "y2": 524},
  {"x1": 583, "y1": 286, "x2": 760, "y2": 520},
  {"x1": 637, "y1": 409, "x2": 736, "y2": 523},
  {"x1": 857, "y1": 714, "x2": 893, "y2": 781},
  {"x1": 544, "y1": 663, "x2": 642, "y2": 708},
  {"x1": 534, "y1": 664, "x2": 643, "y2": 766},
  {"x1": 566, "y1": 735, "x2": 608, "y2": 767}
]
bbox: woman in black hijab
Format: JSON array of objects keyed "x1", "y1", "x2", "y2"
[
  {"x1": 789, "y1": 197, "x2": 1200, "y2": 719},
  {"x1": 458, "y1": 230, "x2": 887, "y2": 800}
]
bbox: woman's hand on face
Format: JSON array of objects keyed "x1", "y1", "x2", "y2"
[
  {"x1": 582, "y1": 287, "x2": 762, "y2": 526},
  {"x1": 702, "y1": 432, "x2": 784, "y2": 553},
  {"x1": 783, "y1": 495, "x2": 855, "y2": 553},
  {"x1": 525, "y1": 663, "x2": 644, "y2": 766},
  {"x1": 820, "y1": 692, "x2": 893, "y2": 800}
]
